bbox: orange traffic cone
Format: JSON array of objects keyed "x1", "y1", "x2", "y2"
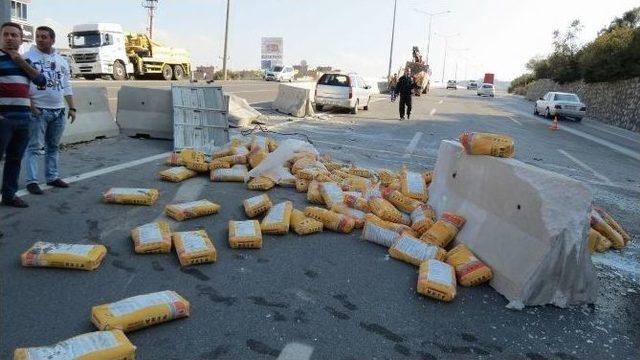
[{"x1": 549, "y1": 115, "x2": 559, "y2": 131}]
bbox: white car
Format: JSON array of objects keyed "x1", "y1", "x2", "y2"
[
  {"x1": 477, "y1": 83, "x2": 495, "y2": 97},
  {"x1": 314, "y1": 72, "x2": 371, "y2": 114},
  {"x1": 534, "y1": 91, "x2": 586, "y2": 121},
  {"x1": 264, "y1": 65, "x2": 294, "y2": 82}
]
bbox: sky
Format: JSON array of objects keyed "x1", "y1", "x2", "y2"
[{"x1": 29, "y1": 0, "x2": 639, "y2": 81}]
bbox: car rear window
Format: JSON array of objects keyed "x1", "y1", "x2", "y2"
[
  {"x1": 482, "y1": 84, "x2": 493, "y2": 88},
  {"x1": 555, "y1": 94, "x2": 579, "y2": 102},
  {"x1": 318, "y1": 74, "x2": 350, "y2": 87}
]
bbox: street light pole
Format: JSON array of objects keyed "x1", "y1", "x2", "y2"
[
  {"x1": 434, "y1": 32, "x2": 460, "y2": 83},
  {"x1": 222, "y1": 0, "x2": 230, "y2": 81},
  {"x1": 414, "y1": 9, "x2": 450, "y2": 63},
  {"x1": 387, "y1": 0, "x2": 397, "y2": 79}
]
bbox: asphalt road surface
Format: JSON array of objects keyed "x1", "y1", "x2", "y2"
[{"x1": 1, "y1": 85, "x2": 638, "y2": 359}]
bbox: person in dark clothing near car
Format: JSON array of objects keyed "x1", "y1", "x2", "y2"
[{"x1": 396, "y1": 68, "x2": 415, "y2": 120}]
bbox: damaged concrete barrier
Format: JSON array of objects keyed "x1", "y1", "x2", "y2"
[
  {"x1": 226, "y1": 94, "x2": 261, "y2": 127},
  {"x1": 428, "y1": 140, "x2": 596, "y2": 308},
  {"x1": 364, "y1": 77, "x2": 389, "y2": 94},
  {"x1": 116, "y1": 86, "x2": 173, "y2": 139},
  {"x1": 272, "y1": 82, "x2": 315, "y2": 117},
  {"x1": 61, "y1": 87, "x2": 119, "y2": 144}
]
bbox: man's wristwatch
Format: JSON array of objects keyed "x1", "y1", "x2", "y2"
[{"x1": 69, "y1": 108, "x2": 77, "y2": 112}]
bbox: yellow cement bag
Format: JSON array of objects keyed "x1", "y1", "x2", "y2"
[
  {"x1": 288, "y1": 151, "x2": 316, "y2": 167},
  {"x1": 331, "y1": 169, "x2": 351, "y2": 180},
  {"x1": 344, "y1": 193, "x2": 370, "y2": 212},
  {"x1": 420, "y1": 212, "x2": 466, "y2": 248},
  {"x1": 307, "y1": 180, "x2": 325, "y2": 205},
  {"x1": 210, "y1": 164, "x2": 248, "y2": 182},
  {"x1": 229, "y1": 220, "x2": 263, "y2": 248},
  {"x1": 319, "y1": 182, "x2": 344, "y2": 208},
  {"x1": 381, "y1": 187, "x2": 422, "y2": 213},
  {"x1": 267, "y1": 138, "x2": 278, "y2": 152},
  {"x1": 165, "y1": 200, "x2": 221, "y2": 221},
  {"x1": 369, "y1": 197, "x2": 409, "y2": 225},
  {"x1": 103, "y1": 188, "x2": 159, "y2": 206},
  {"x1": 314, "y1": 172, "x2": 334, "y2": 183},
  {"x1": 362, "y1": 215, "x2": 408, "y2": 248},
  {"x1": 212, "y1": 143, "x2": 236, "y2": 159},
  {"x1": 261, "y1": 201, "x2": 293, "y2": 234},
  {"x1": 341, "y1": 175, "x2": 371, "y2": 193},
  {"x1": 400, "y1": 169, "x2": 428, "y2": 202},
  {"x1": 323, "y1": 161, "x2": 347, "y2": 171},
  {"x1": 247, "y1": 176, "x2": 276, "y2": 191},
  {"x1": 587, "y1": 228, "x2": 601, "y2": 254},
  {"x1": 388, "y1": 234, "x2": 446, "y2": 266},
  {"x1": 417, "y1": 260, "x2": 457, "y2": 302},
  {"x1": 21, "y1": 242, "x2": 107, "y2": 271},
  {"x1": 243, "y1": 194, "x2": 272, "y2": 217},
  {"x1": 91, "y1": 290, "x2": 190, "y2": 332},
  {"x1": 290, "y1": 209, "x2": 324, "y2": 235},
  {"x1": 166, "y1": 152, "x2": 184, "y2": 166},
  {"x1": 159, "y1": 166, "x2": 197, "y2": 183},
  {"x1": 295, "y1": 178, "x2": 310, "y2": 192},
  {"x1": 591, "y1": 228, "x2": 612, "y2": 252},
  {"x1": 459, "y1": 132, "x2": 515, "y2": 158},
  {"x1": 377, "y1": 169, "x2": 399, "y2": 186},
  {"x1": 277, "y1": 168, "x2": 297, "y2": 187},
  {"x1": 210, "y1": 160, "x2": 231, "y2": 170},
  {"x1": 292, "y1": 157, "x2": 318, "y2": 175},
  {"x1": 304, "y1": 206, "x2": 355, "y2": 234},
  {"x1": 298, "y1": 166, "x2": 330, "y2": 181},
  {"x1": 180, "y1": 149, "x2": 206, "y2": 164},
  {"x1": 410, "y1": 204, "x2": 437, "y2": 236},
  {"x1": 248, "y1": 148, "x2": 268, "y2": 169},
  {"x1": 131, "y1": 222, "x2": 172, "y2": 254},
  {"x1": 172, "y1": 230, "x2": 217, "y2": 266},
  {"x1": 13, "y1": 330, "x2": 135, "y2": 360},
  {"x1": 423, "y1": 170, "x2": 434, "y2": 185},
  {"x1": 330, "y1": 204, "x2": 366, "y2": 228},
  {"x1": 594, "y1": 207, "x2": 631, "y2": 244},
  {"x1": 348, "y1": 166, "x2": 373, "y2": 178},
  {"x1": 216, "y1": 154, "x2": 248, "y2": 165},
  {"x1": 365, "y1": 213, "x2": 416, "y2": 237},
  {"x1": 445, "y1": 244, "x2": 493, "y2": 287},
  {"x1": 184, "y1": 160, "x2": 210, "y2": 173},
  {"x1": 589, "y1": 209, "x2": 624, "y2": 249}
]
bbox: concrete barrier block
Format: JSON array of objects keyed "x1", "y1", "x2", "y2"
[
  {"x1": 116, "y1": 86, "x2": 173, "y2": 139},
  {"x1": 226, "y1": 94, "x2": 261, "y2": 127},
  {"x1": 428, "y1": 140, "x2": 596, "y2": 308},
  {"x1": 61, "y1": 87, "x2": 119, "y2": 145},
  {"x1": 272, "y1": 83, "x2": 315, "y2": 117}
]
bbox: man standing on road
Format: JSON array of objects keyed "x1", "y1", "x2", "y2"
[
  {"x1": 24, "y1": 26, "x2": 75, "y2": 194},
  {"x1": 396, "y1": 68, "x2": 415, "y2": 120},
  {"x1": 0, "y1": 22, "x2": 47, "y2": 209}
]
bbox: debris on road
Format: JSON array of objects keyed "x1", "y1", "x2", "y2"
[
  {"x1": 445, "y1": 244, "x2": 494, "y2": 287},
  {"x1": 228, "y1": 220, "x2": 263, "y2": 248},
  {"x1": 388, "y1": 233, "x2": 446, "y2": 266},
  {"x1": 419, "y1": 212, "x2": 466, "y2": 248},
  {"x1": 13, "y1": 330, "x2": 136, "y2": 360},
  {"x1": 159, "y1": 166, "x2": 198, "y2": 182},
  {"x1": 21, "y1": 242, "x2": 107, "y2": 271},
  {"x1": 103, "y1": 188, "x2": 159, "y2": 206},
  {"x1": 243, "y1": 194, "x2": 273, "y2": 218},
  {"x1": 417, "y1": 260, "x2": 457, "y2": 302},
  {"x1": 459, "y1": 132, "x2": 515, "y2": 158},
  {"x1": 260, "y1": 201, "x2": 293, "y2": 235},
  {"x1": 165, "y1": 200, "x2": 221, "y2": 221},
  {"x1": 290, "y1": 209, "x2": 323, "y2": 235},
  {"x1": 172, "y1": 230, "x2": 218, "y2": 266},
  {"x1": 131, "y1": 222, "x2": 173, "y2": 254}
]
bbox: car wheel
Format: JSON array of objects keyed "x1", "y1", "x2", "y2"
[
  {"x1": 351, "y1": 100, "x2": 359, "y2": 114},
  {"x1": 545, "y1": 108, "x2": 551, "y2": 119},
  {"x1": 315, "y1": 104, "x2": 323, "y2": 111},
  {"x1": 534, "y1": 105, "x2": 539, "y2": 116},
  {"x1": 363, "y1": 97, "x2": 370, "y2": 111}
]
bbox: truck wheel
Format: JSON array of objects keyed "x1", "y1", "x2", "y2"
[
  {"x1": 112, "y1": 61, "x2": 126, "y2": 80},
  {"x1": 162, "y1": 64, "x2": 173, "y2": 81},
  {"x1": 315, "y1": 104, "x2": 323, "y2": 111},
  {"x1": 351, "y1": 100, "x2": 359, "y2": 114},
  {"x1": 173, "y1": 65, "x2": 185, "y2": 80},
  {"x1": 363, "y1": 97, "x2": 370, "y2": 111},
  {"x1": 83, "y1": 75, "x2": 98, "y2": 80}
]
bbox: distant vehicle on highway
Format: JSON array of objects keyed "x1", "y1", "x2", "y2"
[
  {"x1": 264, "y1": 65, "x2": 295, "y2": 82},
  {"x1": 477, "y1": 83, "x2": 495, "y2": 97},
  {"x1": 446, "y1": 80, "x2": 457, "y2": 89},
  {"x1": 314, "y1": 72, "x2": 371, "y2": 114},
  {"x1": 467, "y1": 80, "x2": 478, "y2": 90},
  {"x1": 534, "y1": 91, "x2": 586, "y2": 121}
]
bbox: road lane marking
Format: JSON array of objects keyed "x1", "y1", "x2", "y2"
[
  {"x1": 438, "y1": 100, "x2": 444, "y2": 104},
  {"x1": 277, "y1": 343, "x2": 314, "y2": 360},
  {"x1": 507, "y1": 116, "x2": 522, "y2": 125},
  {"x1": 582, "y1": 122, "x2": 640, "y2": 144},
  {"x1": 429, "y1": 108, "x2": 437, "y2": 116},
  {"x1": 558, "y1": 149, "x2": 613, "y2": 185},
  {"x1": 403, "y1": 131, "x2": 423, "y2": 158}
]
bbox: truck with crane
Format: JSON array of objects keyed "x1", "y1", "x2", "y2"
[
  {"x1": 404, "y1": 46, "x2": 430, "y2": 96},
  {"x1": 68, "y1": 23, "x2": 192, "y2": 80}
]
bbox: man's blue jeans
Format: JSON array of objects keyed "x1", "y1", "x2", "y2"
[
  {"x1": 0, "y1": 117, "x2": 31, "y2": 199},
  {"x1": 25, "y1": 108, "x2": 66, "y2": 185}
]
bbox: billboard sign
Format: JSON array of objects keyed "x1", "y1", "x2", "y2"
[{"x1": 261, "y1": 37, "x2": 283, "y2": 70}]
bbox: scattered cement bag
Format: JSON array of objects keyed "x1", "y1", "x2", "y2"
[
  {"x1": 590, "y1": 228, "x2": 611, "y2": 252},
  {"x1": 165, "y1": 200, "x2": 220, "y2": 221},
  {"x1": 589, "y1": 209, "x2": 624, "y2": 249},
  {"x1": 210, "y1": 160, "x2": 231, "y2": 170},
  {"x1": 365, "y1": 213, "x2": 416, "y2": 237},
  {"x1": 330, "y1": 204, "x2": 366, "y2": 228},
  {"x1": 166, "y1": 152, "x2": 184, "y2": 166},
  {"x1": 131, "y1": 222, "x2": 172, "y2": 254},
  {"x1": 21, "y1": 242, "x2": 107, "y2": 271},
  {"x1": 307, "y1": 180, "x2": 324, "y2": 204},
  {"x1": 298, "y1": 166, "x2": 330, "y2": 181},
  {"x1": 248, "y1": 148, "x2": 268, "y2": 169},
  {"x1": 290, "y1": 209, "x2": 323, "y2": 235},
  {"x1": 341, "y1": 176, "x2": 371, "y2": 193},
  {"x1": 388, "y1": 234, "x2": 446, "y2": 266},
  {"x1": 243, "y1": 194, "x2": 272, "y2": 217},
  {"x1": 277, "y1": 168, "x2": 297, "y2": 187},
  {"x1": 362, "y1": 215, "x2": 407, "y2": 248},
  {"x1": 212, "y1": 140, "x2": 238, "y2": 159},
  {"x1": 400, "y1": 168, "x2": 428, "y2": 203},
  {"x1": 459, "y1": 132, "x2": 515, "y2": 158},
  {"x1": 13, "y1": 330, "x2": 135, "y2": 360},
  {"x1": 587, "y1": 228, "x2": 600, "y2": 254},
  {"x1": 423, "y1": 170, "x2": 434, "y2": 185},
  {"x1": 344, "y1": 193, "x2": 370, "y2": 212},
  {"x1": 323, "y1": 160, "x2": 347, "y2": 171},
  {"x1": 216, "y1": 154, "x2": 248, "y2": 166},
  {"x1": 410, "y1": 204, "x2": 437, "y2": 235},
  {"x1": 210, "y1": 164, "x2": 248, "y2": 182},
  {"x1": 180, "y1": 149, "x2": 206, "y2": 163},
  {"x1": 103, "y1": 188, "x2": 159, "y2": 206},
  {"x1": 382, "y1": 187, "x2": 422, "y2": 213},
  {"x1": 378, "y1": 169, "x2": 399, "y2": 186},
  {"x1": 159, "y1": 166, "x2": 197, "y2": 183},
  {"x1": 172, "y1": 230, "x2": 217, "y2": 266},
  {"x1": 304, "y1": 206, "x2": 355, "y2": 233},
  {"x1": 445, "y1": 244, "x2": 493, "y2": 287},
  {"x1": 261, "y1": 201, "x2": 293, "y2": 234},
  {"x1": 593, "y1": 206, "x2": 631, "y2": 244},
  {"x1": 229, "y1": 220, "x2": 263, "y2": 248},
  {"x1": 291, "y1": 157, "x2": 319, "y2": 175},
  {"x1": 185, "y1": 160, "x2": 210, "y2": 173},
  {"x1": 348, "y1": 166, "x2": 373, "y2": 178},
  {"x1": 369, "y1": 197, "x2": 409, "y2": 225},
  {"x1": 319, "y1": 182, "x2": 344, "y2": 208},
  {"x1": 419, "y1": 212, "x2": 466, "y2": 248},
  {"x1": 417, "y1": 260, "x2": 457, "y2": 302},
  {"x1": 248, "y1": 139, "x2": 319, "y2": 183},
  {"x1": 295, "y1": 178, "x2": 310, "y2": 192},
  {"x1": 268, "y1": 138, "x2": 279, "y2": 152},
  {"x1": 247, "y1": 176, "x2": 276, "y2": 191},
  {"x1": 91, "y1": 290, "x2": 190, "y2": 332}
]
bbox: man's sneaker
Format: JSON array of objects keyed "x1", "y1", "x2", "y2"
[
  {"x1": 47, "y1": 179, "x2": 69, "y2": 188},
  {"x1": 26, "y1": 183, "x2": 44, "y2": 195},
  {"x1": 1, "y1": 196, "x2": 29, "y2": 208},
  {"x1": 407, "y1": 114, "x2": 411, "y2": 120},
  {"x1": 400, "y1": 116, "x2": 404, "y2": 121}
]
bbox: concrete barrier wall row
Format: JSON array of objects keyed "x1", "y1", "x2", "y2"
[
  {"x1": 116, "y1": 86, "x2": 173, "y2": 139},
  {"x1": 61, "y1": 87, "x2": 119, "y2": 145},
  {"x1": 272, "y1": 83, "x2": 315, "y2": 118},
  {"x1": 428, "y1": 140, "x2": 596, "y2": 308}
]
